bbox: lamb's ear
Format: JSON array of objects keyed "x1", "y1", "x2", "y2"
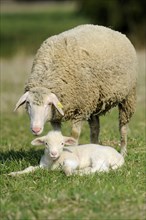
[
  {"x1": 31, "y1": 136, "x2": 46, "y2": 146},
  {"x1": 48, "y1": 93, "x2": 64, "y2": 116},
  {"x1": 14, "y1": 91, "x2": 29, "y2": 111},
  {"x1": 64, "y1": 137, "x2": 77, "y2": 146}
]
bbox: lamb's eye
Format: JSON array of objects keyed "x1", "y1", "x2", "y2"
[{"x1": 61, "y1": 143, "x2": 64, "y2": 145}]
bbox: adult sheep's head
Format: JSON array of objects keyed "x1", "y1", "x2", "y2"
[{"x1": 14, "y1": 87, "x2": 64, "y2": 135}]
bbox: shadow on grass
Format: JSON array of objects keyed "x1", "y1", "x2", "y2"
[{"x1": 0, "y1": 148, "x2": 43, "y2": 165}]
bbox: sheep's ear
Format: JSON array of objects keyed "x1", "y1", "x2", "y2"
[
  {"x1": 14, "y1": 91, "x2": 29, "y2": 111},
  {"x1": 31, "y1": 136, "x2": 46, "y2": 146},
  {"x1": 64, "y1": 137, "x2": 77, "y2": 146},
  {"x1": 48, "y1": 93, "x2": 64, "y2": 116}
]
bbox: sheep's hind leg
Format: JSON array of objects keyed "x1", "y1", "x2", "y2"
[
  {"x1": 88, "y1": 114, "x2": 100, "y2": 143},
  {"x1": 118, "y1": 87, "x2": 136, "y2": 156},
  {"x1": 119, "y1": 124, "x2": 127, "y2": 157}
]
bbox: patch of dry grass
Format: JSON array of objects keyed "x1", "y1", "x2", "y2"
[{"x1": 1, "y1": 54, "x2": 33, "y2": 113}]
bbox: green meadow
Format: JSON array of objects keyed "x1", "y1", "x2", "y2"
[{"x1": 0, "y1": 2, "x2": 145, "y2": 220}]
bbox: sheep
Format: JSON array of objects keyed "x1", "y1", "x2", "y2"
[
  {"x1": 8, "y1": 131, "x2": 124, "y2": 176},
  {"x1": 14, "y1": 24, "x2": 138, "y2": 156}
]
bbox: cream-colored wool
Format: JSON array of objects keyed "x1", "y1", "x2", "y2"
[
  {"x1": 25, "y1": 24, "x2": 137, "y2": 121},
  {"x1": 16, "y1": 25, "x2": 138, "y2": 154}
]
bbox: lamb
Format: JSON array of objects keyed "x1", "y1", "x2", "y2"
[
  {"x1": 14, "y1": 24, "x2": 138, "y2": 155},
  {"x1": 8, "y1": 131, "x2": 124, "y2": 176}
]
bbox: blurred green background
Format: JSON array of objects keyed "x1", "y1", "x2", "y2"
[{"x1": 1, "y1": 0, "x2": 145, "y2": 57}]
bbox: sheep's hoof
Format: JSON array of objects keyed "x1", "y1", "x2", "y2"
[{"x1": 121, "y1": 147, "x2": 127, "y2": 157}]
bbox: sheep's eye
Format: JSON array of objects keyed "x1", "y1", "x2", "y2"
[
  {"x1": 45, "y1": 142, "x2": 48, "y2": 146},
  {"x1": 61, "y1": 143, "x2": 64, "y2": 145}
]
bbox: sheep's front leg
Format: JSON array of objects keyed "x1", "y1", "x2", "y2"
[
  {"x1": 63, "y1": 159, "x2": 79, "y2": 176},
  {"x1": 119, "y1": 124, "x2": 127, "y2": 156},
  {"x1": 88, "y1": 114, "x2": 100, "y2": 144},
  {"x1": 71, "y1": 120, "x2": 82, "y2": 145},
  {"x1": 51, "y1": 121, "x2": 61, "y2": 131},
  {"x1": 118, "y1": 88, "x2": 136, "y2": 157}
]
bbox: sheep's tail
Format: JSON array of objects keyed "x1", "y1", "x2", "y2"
[{"x1": 8, "y1": 166, "x2": 39, "y2": 176}]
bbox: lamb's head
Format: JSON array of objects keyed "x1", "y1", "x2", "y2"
[
  {"x1": 31, "y1": 131, "x2": 76, "y2": 160},
  {"x1": 14, "y1": 87, "x2": 64, "y2": 135}
]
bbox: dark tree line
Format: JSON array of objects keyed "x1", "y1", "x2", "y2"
[
  {"x1": 77, "y1": 0, "x2": 146, "y2": 45},
  {"x1": 13, "y1": 0, "x2": 41, "y2": 1},
  {"x1": 13, "y1": 0, "x2": 146, "y2": 45}
]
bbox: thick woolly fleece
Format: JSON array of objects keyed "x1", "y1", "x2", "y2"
[{"x1": 25, "y1": 24, "x2": 138, "y2": 123}]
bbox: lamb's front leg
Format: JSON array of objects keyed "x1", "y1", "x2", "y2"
[
  {"x1": 8, "y1": 154, "x2": 52, "y2": 176},
  {"x1": 8, "y1": 166, "x2": 40, "y2": 176}
]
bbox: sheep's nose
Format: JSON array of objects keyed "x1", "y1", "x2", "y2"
[{"x1": 32, "y1": 127, "x2": 41, "y2": 134}]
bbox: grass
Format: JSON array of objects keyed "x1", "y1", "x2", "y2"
[
  {"x1": 0, "y1": 2, "x2": 146, "y2": 219},
  {"x1": 0, "y1": 51, "x2": 145, "y2": 219},
  {"x1": 0, "y1": 108, "x2": 145, "y2": 220}
]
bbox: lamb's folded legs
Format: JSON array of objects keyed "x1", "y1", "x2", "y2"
[
  {"x1": 73, "y1": 167, "x2": 92, "y2": 176},
  {"x1": 73, "y1": 166, "x2": 109, "y2": 176},
  {"x1": 63, "y1": 159, "x2": 79, "y2": 176},
  {"x1": 90, "y1": 156, "x2": 109, "y2": 173},
  {"x1": 72, "y1": 159, "x2": 109, "y2": 176}
]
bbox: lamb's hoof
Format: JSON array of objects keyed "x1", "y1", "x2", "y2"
[{"x1": 7, "y1": 172, "x2": 18, "y2": 176}]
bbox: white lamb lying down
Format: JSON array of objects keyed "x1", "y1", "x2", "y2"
[{"x1": 8, "y1": 131, "x2": 124, "y2": 176}]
